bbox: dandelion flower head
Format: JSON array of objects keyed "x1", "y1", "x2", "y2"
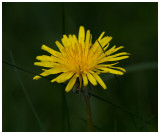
[{"x1": 33, "y1": 26, "x2": 130, "y2": 92}]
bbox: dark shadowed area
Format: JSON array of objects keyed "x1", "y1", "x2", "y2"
[{"x1": 2, "y1": 2, "x2": 158, "y2": 132}]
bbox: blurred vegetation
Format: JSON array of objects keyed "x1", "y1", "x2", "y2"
[{"x1": 2, "y1": 2, "x2": 158, "y2": 132}]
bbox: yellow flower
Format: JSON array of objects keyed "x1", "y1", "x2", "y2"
[{"x1": 33, "y1": 26, "x2": 130, "y2": 92}]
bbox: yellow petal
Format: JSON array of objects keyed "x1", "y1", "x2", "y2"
[
  {"x1": 111, "y1": 52, "x2": 130, "y2": 57},
  {"x1": 98, "y1": 32, "x2": 105, "y2": 41},
  {"x1": 88, "y1": 41, "x2": 100, "y2": 57},
  {"x1": 65, "y1": 74, "x2": 78, "y2": 92},
  {"x1": 105, "y1": 45, "x2": 116, "y2": 55},
  {"x1": 33, "y1": 68, "x2": 64, "y2": 80},
  {"x1": 41, "y1": 45, "x2": 60, "y2": 57},
  {"x1": 97, "y1": 62, "x2": 119, "y2": 67},
  {"x1": 33, "y1": 75, "x2": 41, "y2": 80},
  {"x1": 51, "y1": 72, "x2": 74, "y2": 83},
  {"x1": 68, "y1": 35, "x2": 76, "y2": 49},
  {"x1": 99, "y1": 56, "x2": 129, "y2": 63},
  {"x1": 82, "y1": 73, "x2": 88, "y2": 86},
  {"x1": 107, "y1": 56, "x2": 129, "y2": 62},
  {"x1": 36, "y1": 55, "x2": 53, "y2": 61},
  {"x1": 109, "y1": 66, "x2": 126, "y2": 72},
  {"x1": 86, "y1": 72, "x2": 97, "y2": 86},
  {"x1": 90, "y1": 71, "x2": 107, "y2": 89},
  {"x1": 55, "y1": 41, "x2": 64, "y2": 52},
  {"x1": 98, "y1": 67, "x2": 124, "y2": 75},
  {"x1": 78, "y1": 26, "x2": 85, "y2": 44},
  {"x1": 111, "y1": 46, "x2": 124, "y2": 53},
  {"x1": 72, "y1": 35, "x2": 78, "y2": 43},
  {"x1": 99, "y1": 36, "x2": 112, "y2": 47},
  {"x1": 85, "y1": 30, "x2": 90, "y2": 43},
  {"x1": 46, "y1": 68, "x2": 65, "y2": 74},
  {"x1": 61, "y1": 35, "x2": 69, "y2": 47},
  {"x1": 34, "y1": 62, "x2": 58, "y2": 68}
]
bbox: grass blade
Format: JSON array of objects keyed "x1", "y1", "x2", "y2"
[
  {"x1": 9, "y1": 51, "x2": 45, "y2": 131},
  {"x1": 2, "y1": 59, "x2": 52, "y2": 81},
  {"x1": 91, "y1": 93, "x2": 152, "y2": 125}
]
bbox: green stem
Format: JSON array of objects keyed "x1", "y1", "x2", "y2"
[{"x1": 83, "y1": 89, "x2": 94, "y2": 132}]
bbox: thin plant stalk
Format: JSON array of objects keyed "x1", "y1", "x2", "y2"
[{"x1": 83, "y1": 87, "x2": 94, "y2": 132}]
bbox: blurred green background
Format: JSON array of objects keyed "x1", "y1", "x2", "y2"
[{"x1": 2, "y1": 2, "x2": 158, "y2": 132}]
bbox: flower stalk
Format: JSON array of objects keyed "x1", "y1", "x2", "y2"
[{"x1": 83, "y1": 87, "x2": 94, "y2": 132}]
